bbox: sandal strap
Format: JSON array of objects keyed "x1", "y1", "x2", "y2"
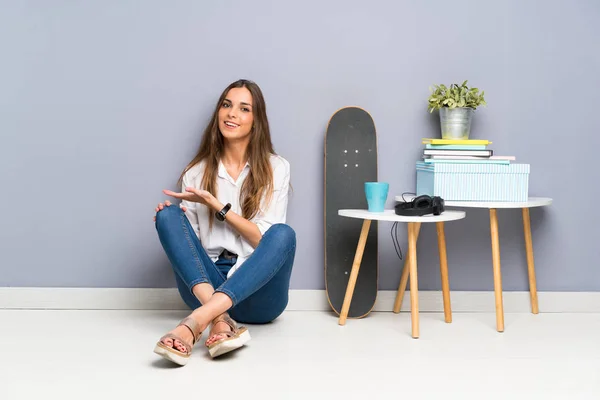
[
  {"x1": 207, "y1": 314, "x2": 243, "y2": 342},
  {"x1": 211, "y1": 313, "x2": 237, "y2": 332},
  {"x1": 160, "y1": 333, "x2": 193, "y2": 354},
  {"x1": 178, "y1": 317, "x2": 203, "y2": 344}
]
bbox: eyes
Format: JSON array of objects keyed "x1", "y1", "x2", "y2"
[{"x1": 222, "y1": 102, "x2": 251, "y2": 113}]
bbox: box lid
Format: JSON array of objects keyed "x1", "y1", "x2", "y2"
[{"x1": 416, "y1": 161, "x2": 530, "y2": 174}]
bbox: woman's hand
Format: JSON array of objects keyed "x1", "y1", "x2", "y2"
[
  {"x1": 153, "y1": 200, "x2": 187, "y2": 221},
  {"x1": 163, "y1": 187, "x2": 221, "y2": 210}
]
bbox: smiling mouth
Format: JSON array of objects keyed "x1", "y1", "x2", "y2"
[{"x1": 224, "y1": 121, "x2": 239, "y2": 128}]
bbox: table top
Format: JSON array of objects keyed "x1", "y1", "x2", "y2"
[
  {"x1": 394, "y1": 196, "x2": 553, "y2": 209},
  {"x1": 338, "y1": 209, "x2": 466, "y2": 222}
]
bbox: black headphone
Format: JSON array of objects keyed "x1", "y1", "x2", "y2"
[{"x1": 395, "y1": 195, "x2": 445, "y2": 216}]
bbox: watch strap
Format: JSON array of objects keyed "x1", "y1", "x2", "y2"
[{"x1": 216, "y1": 203, "x2": 232, "y2": 221}]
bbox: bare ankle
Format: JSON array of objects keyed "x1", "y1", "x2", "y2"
[{"x1": 191, "y1": 283, "x2": 215, "y2": 304}]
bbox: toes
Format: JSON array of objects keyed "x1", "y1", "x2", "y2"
[
  {"x1": 208, "y1": 334, "x2": 224, "y2": 344},
  {"x1": 174, "y1": 340, "x2": 186, "y2": 352},
  {"x1": 160, "y1": 337, "x2": 186, "y2": 352}
]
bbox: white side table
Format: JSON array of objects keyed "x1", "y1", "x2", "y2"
[
  {"x1": 337, "y1": 209, "x2": 466, "y2": 338},
  {"x1": 394, "y1": 196, "x2": 553, "y2": 332}
]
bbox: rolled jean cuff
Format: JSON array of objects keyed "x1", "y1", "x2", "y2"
[
  {"x1": 187, "y1": 278, "x2": 210, "y2": 294},
  {"x1": 214, "y1": 287, "x2": 238, "y2": 307}
]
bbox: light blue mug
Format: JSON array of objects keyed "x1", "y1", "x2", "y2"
[{"x1": 365, "y1": 182, "x2": 389, "y2": 212}]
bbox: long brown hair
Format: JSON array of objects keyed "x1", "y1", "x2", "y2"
[{"x1": 179, "y1": 79, "x2": 275, "y2": 228}]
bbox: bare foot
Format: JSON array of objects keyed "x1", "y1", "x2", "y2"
[
  {"x1": 205, "y1": 317, "x2": 233, "y2": 346},
  {"x1": 161, "y1": 317, "x2": 208, "y2": 353}
]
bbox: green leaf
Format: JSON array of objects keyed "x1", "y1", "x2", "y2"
[{"x1": 427, "y1": 81, "x2": 487, "y2": 110}]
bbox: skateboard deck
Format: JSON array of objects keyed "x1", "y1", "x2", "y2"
[{"x1": 324, "y1": 106, "x2": 378, "y2": 318}]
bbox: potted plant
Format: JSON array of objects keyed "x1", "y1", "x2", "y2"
[{"x1": 427, "y1": 80, "x2": 486, "y2": 140}]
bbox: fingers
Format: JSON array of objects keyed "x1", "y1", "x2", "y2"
[
  {"x1": 154, "y1": 200, "x2": 174, "y2": 220},
  {"x1": 154, "y1": 205, "x2": 185, "y2": 221},
  {"x1": 155, "y1": 200, "x2": 173, "y2": 212},
  {"x1": 163, "y1": 189, "x2": 184, "y2": 198},
  {"x1": 185, "y1": 186, "x2": 203, "y2": 195}
]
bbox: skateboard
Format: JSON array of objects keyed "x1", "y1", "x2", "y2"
[{"x1": 324, "y1": 106, "x2": 378, "y2": 318}]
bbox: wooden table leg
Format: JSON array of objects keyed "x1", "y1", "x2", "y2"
[
  {"x1": 338, "y1": 219, "x2": 372, "y2": 325},
  {"x1": 489, "y1": 208, "x2": 505, "y2": 332},
  {"x1": 436, "y1": 222, "x2": 452, "y2": 323},
  {"x1": 393, "y1": 222, "x2": 421, "y2": 313},
  {"x1": 408, "y1": 222, "x2": 420, "y2": 338},
  {"x1": 522, "y1": 207, "x2": 539, "y2": 314}
]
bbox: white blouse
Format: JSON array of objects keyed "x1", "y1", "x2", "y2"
[{"x1": 180, "y1": 154, "x2": 291, "y2": 278}]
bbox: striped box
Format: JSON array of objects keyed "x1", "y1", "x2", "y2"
[{"x1": 416, "y1": 161, "x2": 530, "y2": 202}]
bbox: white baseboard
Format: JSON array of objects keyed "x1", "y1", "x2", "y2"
[{"x1": 1, "y1": 288, "x2": 599, "y2": 313}]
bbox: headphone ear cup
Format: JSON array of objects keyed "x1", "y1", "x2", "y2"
[
  {"x1": 413, "y1": 195, "x2": 432, "y2": 209},
  {"x1": 432, "y1": 196, "x2": 445, "y2": 215}
]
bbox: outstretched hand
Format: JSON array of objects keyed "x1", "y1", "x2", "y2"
[
  {"x1": 153, "y1": 187, "x2": 219, "y2": 222},
  {"x1": 163, "y1": 187, "x2": 218, "y2": 209}
]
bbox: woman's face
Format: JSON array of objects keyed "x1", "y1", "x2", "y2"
[{"x1": 218, "y1": 87, "x2": 254, "y2": 142}]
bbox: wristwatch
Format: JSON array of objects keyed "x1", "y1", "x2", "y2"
[{"x1": 215, "y1": 203, "x2": 231, "y2": 221}]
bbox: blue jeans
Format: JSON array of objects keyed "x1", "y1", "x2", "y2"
[{"x1": 154, "y1": 205, "x2": 296, "y2": 324}]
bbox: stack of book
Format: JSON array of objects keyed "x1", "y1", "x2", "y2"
[
  {"x1": 421, "y1": 138, "x2": 515, "y2": 165},
  {"x1": 415, "y1": 138, "x2": 530, "y2": 202}
]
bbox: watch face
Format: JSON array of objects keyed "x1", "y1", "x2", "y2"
[{"x1": 216, "y1": 203, "x2": 231, "y2": 222}]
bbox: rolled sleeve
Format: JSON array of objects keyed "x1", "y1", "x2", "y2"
[{"x1": 252, "y1": 157, "x2": 290, "y2": 235}]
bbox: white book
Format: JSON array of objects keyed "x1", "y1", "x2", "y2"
[{"x1": 425, "y1": 155, "x2": 516, "y2": 161}]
